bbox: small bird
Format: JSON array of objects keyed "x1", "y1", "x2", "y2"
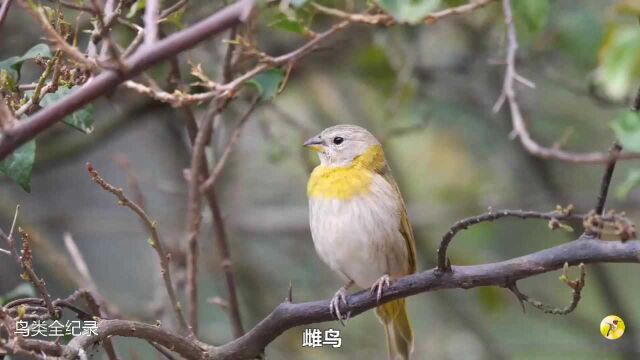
[{"x1": 305, "y1": 125, "x2": 416, "y2": 360}]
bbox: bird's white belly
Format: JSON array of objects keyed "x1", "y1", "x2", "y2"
[{"x1": 309, "y1": 175, "x2": 408, "y2": 288}]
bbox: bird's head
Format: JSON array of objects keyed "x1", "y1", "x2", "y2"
[{"x1": 304, "y1": 124, "x2": 386, "y2": 171}]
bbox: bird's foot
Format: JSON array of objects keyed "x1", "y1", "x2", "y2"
[
  {"x1": 370, "y1": 274, "x2": 391, "y2": 303},
  {"x1": 329, "y1": 286, "x2": 350, "y2": 325}
]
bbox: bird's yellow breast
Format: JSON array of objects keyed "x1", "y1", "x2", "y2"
[{"x1": 307, "y1": 145, "x2": 385, "y2": 200}]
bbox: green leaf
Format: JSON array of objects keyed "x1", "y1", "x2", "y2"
[
  {"x1": 593, "y1": 25, "x2": 640, "y2": 100},
  {"x1": 20, "y1": 43, "x2": 52, "y2": 62},
  {"x1": 512, "y1": 0, "x2": 550, "y2": 33},
  {"x1": 376, "y1": 0, "x2": 441, "y2": 24},
  {"x1": 612, "y1": 111, "x2": 640, "y2": 152},
  {"x1": 0, "y1": 56, "x2": 20, "y2": 81},
  {"x1": 0, "y1": 283, "x2": 36, "y2": 305},
  {"x1": 0, "y1": 44, "x2": 51, "y2": 86},
  {"x1": 127, "y1": 0, "x2": 146, "y2": 18},
  {"x1": 0, "y1": 140, "x2": 36, "y2": 192},
  {"x1": 270, "y1": 14, "x2": 306, "y2": 34},
  {"x1": 39, "y1": 87, "x2": 94, "y2": 133},
  {"x1": 247, "y1": 69, "x2": 284, "y2": 100},
  {"x1": 616, "y1": 169, "x2": 640, "y2": 200}
]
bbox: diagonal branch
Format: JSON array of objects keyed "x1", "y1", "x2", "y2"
[
  {"x1": 35, "y1": 237, "x2": 639, "y2": 360},
  {"x1": 86, "y1": 163, "x2": 190, "y2": 333},
  {"x1": 0, "y1": 0, "x2": 255, "y2": 160},
  {"x1": 210, "y1": 237, "x2": 640, "y2": 360},
  {"x1": 0, "y1": 0, "x2": 13, "y2": 29}
]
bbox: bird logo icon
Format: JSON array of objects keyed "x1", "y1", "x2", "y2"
[{"x1": 600, "y1": 315, "x2": 625, "y2": 340}]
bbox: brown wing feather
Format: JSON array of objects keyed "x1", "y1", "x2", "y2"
[{"x1": 381, "y1": 167, "x2": 417, "y2": 274}]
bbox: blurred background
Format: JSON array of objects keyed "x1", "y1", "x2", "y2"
[{"x1": 2, "y1": 0, "x2": 640, "y2": 359}]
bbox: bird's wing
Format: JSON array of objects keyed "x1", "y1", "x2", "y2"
[{"x1": 382, "y1": 168, "x2": 417, "y2": 274}]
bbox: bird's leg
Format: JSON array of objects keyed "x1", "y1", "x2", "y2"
[
  {"x1": 370, "y1": 274, "x2": 391, "y2": 302},
  {"x1": 329, "y1": 280, "x2": 354, "y2": 325}
]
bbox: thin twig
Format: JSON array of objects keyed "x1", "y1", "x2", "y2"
[
  {"x1": 183, "y1": 104, "x2": 220, "y2": 335},
  {"x1": 63, "y1": 233, "x2": 96, "y2": 291},
  {"x1": 200, "y1": 97, "x2": 261, "y2": 192},
  {"x1": 86, "y1": 163, "x2": 191, "y2": 333},
  {"x1": 18, "y1": 228, "x2": 58, "y2": 319},
  {"x1": 507, "y1": 263, "x2": 586, "y2": 315},
  {"x1": 494, "y1": 0, "x2": 640, "y2": 163},
  {"x1": 180, "y1": 102, "x2": 246, "y2": 338},
  {"x1": 594, "y1": 144, "x2": 622, "y2": 215},
  {"x1": 312, "y1": 0, "x2": 495, "y2": 25},
  {"x1": 437, "y1": 207, "x2": 581, "y2": 271},
  {"x1": 159, "y1": 0, "x2": 188, "y2": 20},
  {"x1": 21, "y1": 3, "x2": 98, "y2": 70}
]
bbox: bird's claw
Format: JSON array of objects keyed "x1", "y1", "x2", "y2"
[
  {"x1": 329, "y1": 287, "x2": 350, "y2": 326},
  {"x1": 370, "y1": 274, "x2": 391, "y2": 302}
]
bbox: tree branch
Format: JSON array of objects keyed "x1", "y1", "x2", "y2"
[
  {"x1": 213, "y1": 237, "x2": 639, "y2": 360},
  {"x1": 0, "y1": 0, "x2": 255, "y2": 160},
  {"x1": 594, "y1": 143, "x2": 622, "y2": 215},
  {"x1": 0, "y1": 0, "x2": 13, "y2": 29},
  {"x1": 86, "y1": 163, "x2": 190, "y2": 333},
  {"x1": 495, "y1": 0, "x2": 640, "y2": 163},
  {"x1": 437, "y1": 207, "x2": 581, "y2": 271},
  {"x1": 26, "y1": 237, "x2": 636, "y2": 359}
]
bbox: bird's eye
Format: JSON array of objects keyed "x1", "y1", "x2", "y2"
[{"x1": 333, "y1": 137, "x2": 344, "y2": 145}]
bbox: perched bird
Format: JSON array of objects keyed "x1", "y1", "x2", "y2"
[{"x1": 305, "y1": 125, "x2": 416, "y2": 360}]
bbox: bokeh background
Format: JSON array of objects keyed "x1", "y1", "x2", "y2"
[{"x1": 2, "y1": 0, "x2": 640, "y2": 359}]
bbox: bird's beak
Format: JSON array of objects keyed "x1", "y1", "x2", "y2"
[{"x1": 303, "y1": 135, "x2": 325, "y2": 152}]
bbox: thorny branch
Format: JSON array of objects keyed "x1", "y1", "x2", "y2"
[
  {"x1": 0, "y1": 0, "x2": 493, "y2": 160},
  {"x1": 0, "y1": 0, "x2": 255, "y2": 160}
]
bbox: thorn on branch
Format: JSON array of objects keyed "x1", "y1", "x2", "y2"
[
  {"x1": 286, "y1": 281, "x2": 293, "y2": 303},
  {"x1": 507, "y1": 263, "x2": 586, "y2": 315}
]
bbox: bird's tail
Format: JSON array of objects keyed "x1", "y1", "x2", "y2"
[{"x1": 376, "y1": 298, "x2": 413, "y2": 360}]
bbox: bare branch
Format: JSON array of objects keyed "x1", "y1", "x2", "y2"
[
  {"x1": 495, "y1": 0, "x2": 640, "y2": 163},
  {"x1": 200, "y1": 97, "x2": 261, "y2": 192},
  {"x1": 86, "y1": 163, "x2": 191, "y2": 333},
  {"x1": 594, "y1": 143, "x2": 622, "y2": 215},
  {"x1": 184, "y1": 105, "x2": 220, "y2": 335},
  {"x1": 437, "y1": 207, "x2": 582, "y2": 271},
  {"x1": 312, "y1": 0, "x2": 495, "y2": 25},
  {"x1": 159, "y1": 0, "x2": 188, "y2": 20},
  {"x1": 18, "y1": 228, "x2": 58, "y2": 319},
  {"x1": 62, "y1": 319, "x2": 214, "y2": 360},
  {"x1": 507, "y1": 263, "x2": 586, "y2": 315},
  {"x1": 144, "y1": 0, "x2": 160, "y2": 44},
  {"x1": 0, "y1": 0, "x2": 13, "y2": 28}
]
